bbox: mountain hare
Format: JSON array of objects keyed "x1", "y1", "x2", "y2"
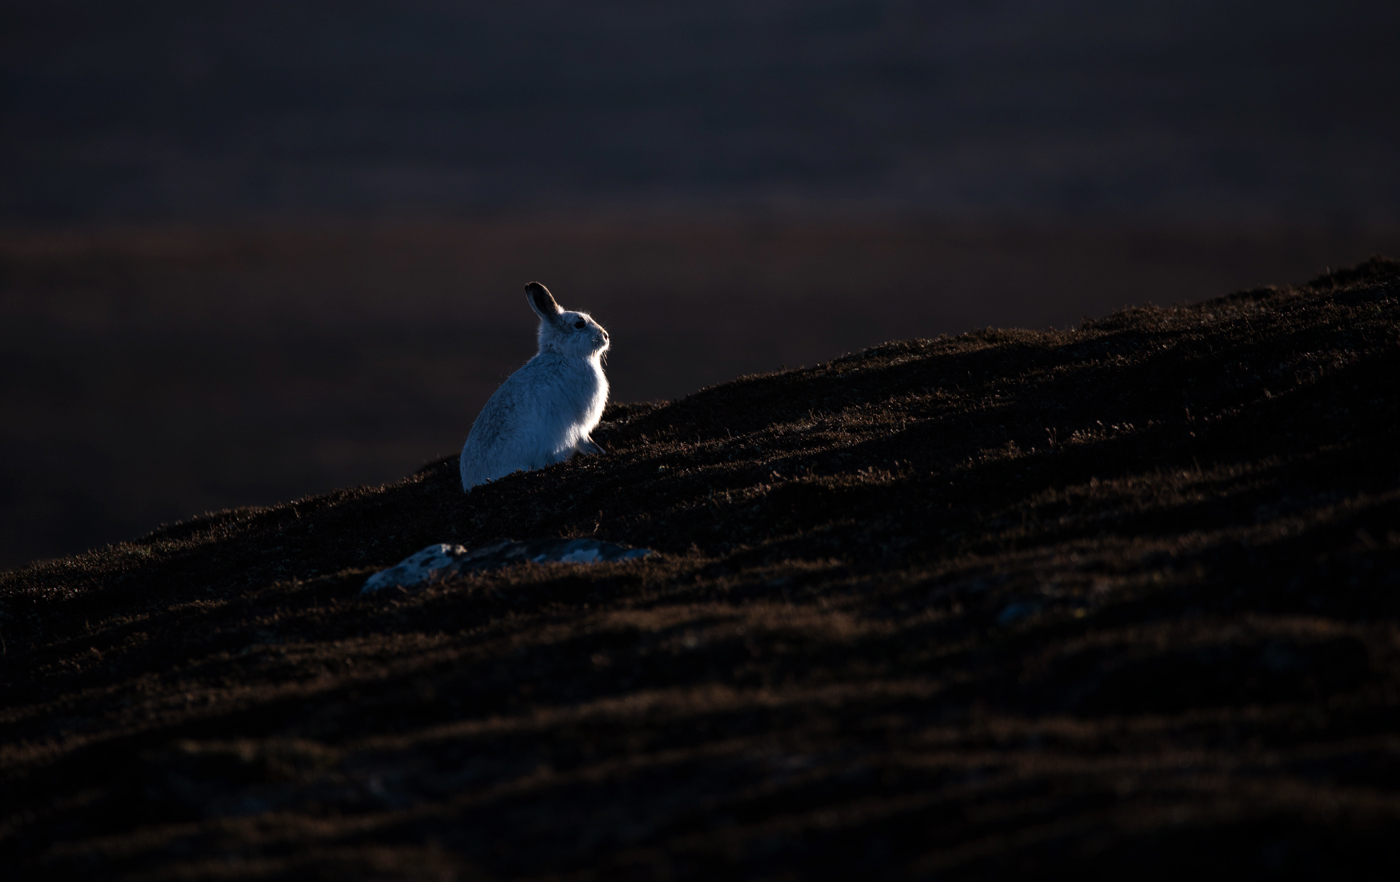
[{"x1": 460, "y1": 282, "x2": 610, "y2": 491}]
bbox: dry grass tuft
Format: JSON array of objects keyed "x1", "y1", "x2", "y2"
[{"x1": 2, "y1": 257, "x2": 1399, "y2": 878}]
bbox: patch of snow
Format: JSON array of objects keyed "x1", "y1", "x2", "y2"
[
  {"x1": 558, "y1": 547, "x2": 603, "y2": 564},
  {"x1": 362, "y1": 544, "x2": 467, "y2": 593},
  {"x1": 363, "y1": 538, "x2": 653, "y2": 593}
]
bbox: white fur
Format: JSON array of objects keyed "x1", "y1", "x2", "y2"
[{"x1": 460, "y1": 282, "x2": 610, "y2": 491}]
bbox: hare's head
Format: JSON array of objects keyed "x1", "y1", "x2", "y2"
[{"x1": 526, "y1": 282, "x2": 610, "y2": 360}]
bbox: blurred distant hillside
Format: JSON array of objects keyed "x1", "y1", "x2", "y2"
[
  {"x1": 3, "y1": 1, "x2": 1399, "y2": 571},
  {"x1": 3, "y1": 0, "x2": 1398, "y2": 225}
]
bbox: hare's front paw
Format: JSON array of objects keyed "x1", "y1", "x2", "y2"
[{"x1": 577, "y1": 438, "x2": 606, "y2": 456}]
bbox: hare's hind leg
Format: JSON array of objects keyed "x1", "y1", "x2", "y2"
[{"x1": 576, "y1": 438, "x2": 606, "y2": 456}]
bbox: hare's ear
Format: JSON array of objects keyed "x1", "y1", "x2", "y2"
[{"x1": 525, "y1": 282, "x2": 562, "y2": 322}]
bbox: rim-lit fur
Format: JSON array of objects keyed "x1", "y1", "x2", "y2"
[{"x1": 460, "y1": 282, "x2": 610, "y2": 490}]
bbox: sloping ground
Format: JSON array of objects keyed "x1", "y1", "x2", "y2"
[{"x1": 2, "y1": 258, "x2": 1399, "y2": 880}]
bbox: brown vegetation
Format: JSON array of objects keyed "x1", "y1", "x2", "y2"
[
  {"x1": 3, "y1": 219, "x2": 1397, "y2": 569},
  {"x1": 1, "y1": 257, "x2": 1399, "y2": 879}
]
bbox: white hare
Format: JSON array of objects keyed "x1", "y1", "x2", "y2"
[{"x1": 459, "y1": 282, "x2": 610, "y2": 491}]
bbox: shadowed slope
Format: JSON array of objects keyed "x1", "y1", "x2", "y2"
[{"x1": 1, "y1": 259, "x2": 1398, "y2": 879}]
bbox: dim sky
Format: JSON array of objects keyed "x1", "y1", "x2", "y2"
[{"x1": 3, "y1": 0, "x2": 1399, "y2": 226}]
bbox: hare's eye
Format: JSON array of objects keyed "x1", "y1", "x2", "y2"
[{"x1": 574, "y1": 320, "x2": 586, "y2": 329}]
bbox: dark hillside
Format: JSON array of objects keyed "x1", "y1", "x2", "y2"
[{"x1": 2, "y1": 258, "x2": 1399, "y2": 879}]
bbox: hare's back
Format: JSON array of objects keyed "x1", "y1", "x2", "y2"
[{"x1": 462, "y1": 367, "x2": 562, "y2": 461}]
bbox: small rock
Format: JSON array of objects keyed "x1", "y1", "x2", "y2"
[{"x1": 363, "y1": 538, "x2": 652, "y2": 593}]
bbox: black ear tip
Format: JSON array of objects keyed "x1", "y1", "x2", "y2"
[{"x1": 525, "y1": 281, "x2": 562, "y2": 317}]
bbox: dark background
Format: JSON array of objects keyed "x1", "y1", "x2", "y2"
[
  {"x1": 5, "y1": 0, "x2": 1400, "y2": 223},
  {"x1": 3, "y1": 0, "x2": 1399, "y2": 569}
]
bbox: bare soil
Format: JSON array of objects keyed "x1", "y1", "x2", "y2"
[{"x1": 2, "y1": 257, "x2": 1399, "y2": 880}]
